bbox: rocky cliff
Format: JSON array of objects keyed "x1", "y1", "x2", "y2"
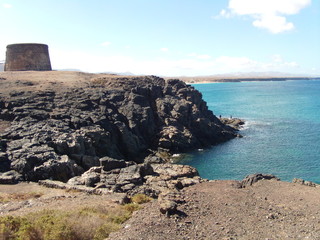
[{"x1": 0, "y1": 72, "x2": 237, "y2": 195}]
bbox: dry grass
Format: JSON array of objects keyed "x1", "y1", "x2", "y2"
[
  {"x1": 0, "y1": 202, "x2": 143, "y2": 240},
  {"x1": 130, "y1": 194, "x2": 153, "y2": 204},
  {"x1": 0, "y1": 192, "x2": 43, "y2": 203}
]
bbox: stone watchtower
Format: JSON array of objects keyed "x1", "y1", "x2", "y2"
[{"x1": 4, "y1": 43, "x2": 52, "y2": 71}]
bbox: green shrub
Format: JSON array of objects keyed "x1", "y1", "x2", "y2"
[
  {"x1": 0, "y1": 215, "x2": 39, "y2": 240},
  {"x1": 93, "y1": 222, "x2": 120, "y2": 240},
  {"x1": 131, "y1": 194, "x2": 152, "y2": 204},
  {"x1": 123, "y1": 203, "x2": 141, "y2": 214},
  {"x1": 33, "y1": 211, "x2": 76, "y2": 240}
]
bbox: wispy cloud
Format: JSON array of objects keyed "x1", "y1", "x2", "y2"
[
  {"x1": 217, "y1": 0, "x2": 311, "y2": 33},
  {"x1": 50, "y1": 48, "x2": 302, "y2": 76},
  {"x1": 101, "y1": 41, "x2": 111, "y2": 47},
  {"x1": 160, "y1": 48, "x2": 169, "y2": 52},
  {"x1": 196, "y1": 54, "x2": 211, "y2": 60},
  {"x1": 2, "y1": 3, "x2": 12, "y2": 8},
  {"x1": 214, "y1": 9, "x2": 232, "y2": 19},
  {"x1": 268, "y1": 54, "x2": 298, "y2": 68},
  {"x1": 188, "y1": 53, "x2": 211, "y2": 60}
]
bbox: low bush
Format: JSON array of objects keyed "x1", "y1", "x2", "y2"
[
  {"x1": 0, "y1": 202, "x2": 142, "y2": 240},
  {"x1": 131, "y1": 194, "x2": 152, "y2": 204}
]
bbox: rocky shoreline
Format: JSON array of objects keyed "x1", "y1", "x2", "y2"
[
  {"x1": 0, "y1": 71, "x2": 242, "y2": 197},
  {"x1": 1, "y1": 72, "x2": 320, "y2": 239}
]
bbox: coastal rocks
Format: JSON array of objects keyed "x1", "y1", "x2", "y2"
[
  {"x1": 158, "y1": 190, "x2": 185, "y2": 216},
  {"x1": 240, "y1": 173, "x2": 280, "y2": 188},
  {"x1": 0, "y1": 152, "x2": 10, "y2": 172},
  {"x1": 292, "y1": 178, "x2": 318, "y2": 187},
  {"x1": 0, "y1": 75, "x2": 238, "y2": 182},
  {"x1": 65, "y1": 162, "x2": 203, "y2": 198},
  {"x1": 99, "y1": 156, "x2": 127, "y2": 171},
  {"x1": 159, "y1": 200, "x2": 177, "y2": 216},
  {"x1": 220, "y1": 117, "x2": 245, "y2": 130},
  {"x1": 0, "y1": 170, "x2": 23, "y2": 184}
]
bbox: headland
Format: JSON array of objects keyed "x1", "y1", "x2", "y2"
[{"x1": 1, "y1": 71, "x2": 319, "y2": 239}]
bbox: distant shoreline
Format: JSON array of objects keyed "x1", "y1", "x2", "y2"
[{"x1": 176, "y1": 77, "x2": 320, "y2": 84}]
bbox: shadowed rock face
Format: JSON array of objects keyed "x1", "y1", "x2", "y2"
[
  {"x1": 0, "y1": 75, "x2": 237, "y2": 184},
  {"x1": 4, "y1": 43, "x2": 52, "y2": 71}
]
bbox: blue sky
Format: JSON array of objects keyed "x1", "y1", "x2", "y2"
[{"x1": 1, "y1": 0, "x2": 319, "y2": 76}]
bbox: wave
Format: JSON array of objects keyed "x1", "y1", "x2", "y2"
[{"x1": 240, "y1": 119, "x2": 273, "y2": 130}]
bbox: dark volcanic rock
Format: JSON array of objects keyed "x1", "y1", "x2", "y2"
[
  {"x1": 220, "y1": 117, "x2": 245, "y2": 130},
  {"x1": 0, "y1": 75, "x2": 237, "y2": 182},
  {"x1": 240, "y1": 173, "x2": 280, "y2": 188},
  {"x1": 99, "y1": 156, "x2": 126, "y2": 171},
  {"x1": 0, "y1": 170, "x2": 23, "y2": 184},
  {"x1": 66, "y1": 162, "x2": 204, "y2": 197}
]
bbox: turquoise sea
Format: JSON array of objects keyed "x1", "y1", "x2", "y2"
[{"x1": 179, "y1": 80, "x2": 320, "y2": 183}]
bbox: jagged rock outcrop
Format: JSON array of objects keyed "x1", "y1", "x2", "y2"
[
  {"x1": 0, "y1": 74, "x2": 237, "y2": 184},
  {"x1": 64, "y1": 162, "x2": 203, "y2": 197},
  {"x1": 220, "y1": 117, "x2": 245, "y2": 130},
  {"x1": 292, "y1": 178, "x2": 318, "y2": 187},
  {"x1": 240, "y1": 173, "x2": 280, "y2": 188}
]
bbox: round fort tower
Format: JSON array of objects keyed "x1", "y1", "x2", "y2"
[{"x1": 4, "y1": 43, "x2": 52, "y2": 71}]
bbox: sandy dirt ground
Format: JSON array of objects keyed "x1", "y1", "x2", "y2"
[{"x1": 109, "y1": 180, "x2": 320, "y2": 240}]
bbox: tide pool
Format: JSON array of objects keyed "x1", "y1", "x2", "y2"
[{"x1": 179, "y1": 80, "x2": 320, "y2": 183}]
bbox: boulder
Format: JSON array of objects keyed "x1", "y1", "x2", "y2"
[
  {"x1": 0, "y1": 170, "x2": 23, "y2": 184},
  {"x1": 159, "y1": 200, "x2": 178, "y2": 216},
  {"x1": 99, "y1": 156, "x2": 126, "y2": 171},
  {"x1": 158, "y1": 190, "x2": 184, "y2": 216},
  {"x1": 240, "y1": 173, "x2": 280, "y2": 188}
]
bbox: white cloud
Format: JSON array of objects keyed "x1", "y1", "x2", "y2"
[
  {"x1": 214, "y1": 9, "x2": 232, "y2": 19},
  {"x1": 252, "y1": 14, "x2": 295, "y2": 34},
  {"x1": 272, "y1": 54, "x2": 283, "y2": 63},
  {"x1": 187, "y1": 53, "x2": 197, "y2": 57},
  {"x1": 197, "y1": 54, "x2": 211, "y2": 60},
  {"x1": 49, "y1": 48, "x2": 303, "y2": 76},
  {"x1": 215, "y1": 56, "x2": 258, "y2": 69},
  {"x1": 160, "y1": 48, "x2": 169, "y2": 52},
  {"x1": 101, "y1": 41, "x2": 111, "y2": 47},
  {"x1": 268, "y1": 54, "x2": 299, "y2": 68},
  {"x1": 188, "y1": 53, "x2": 211, "y2": 60},
  {"x1": 218, "y1": 0, "x2": 311, "y2": 33},
  {"x1": 2, "y1": 3, "x2": 12, "y2": 8},
  {"x1": 50, "y1": 49, "x2": 133, "y2": 73}
]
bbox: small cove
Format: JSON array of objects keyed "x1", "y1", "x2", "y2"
[{"x1": 179, "y1": 80, "x2": 320, "y2": 183}]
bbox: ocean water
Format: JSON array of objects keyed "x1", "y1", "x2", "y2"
[{"x1": 179, "y1": 80, "x2": 320, "y2": 183}]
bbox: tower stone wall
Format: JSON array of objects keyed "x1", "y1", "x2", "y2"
[{"x1": 4, "y1": 43, "x2": 52, "y2": 71}]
